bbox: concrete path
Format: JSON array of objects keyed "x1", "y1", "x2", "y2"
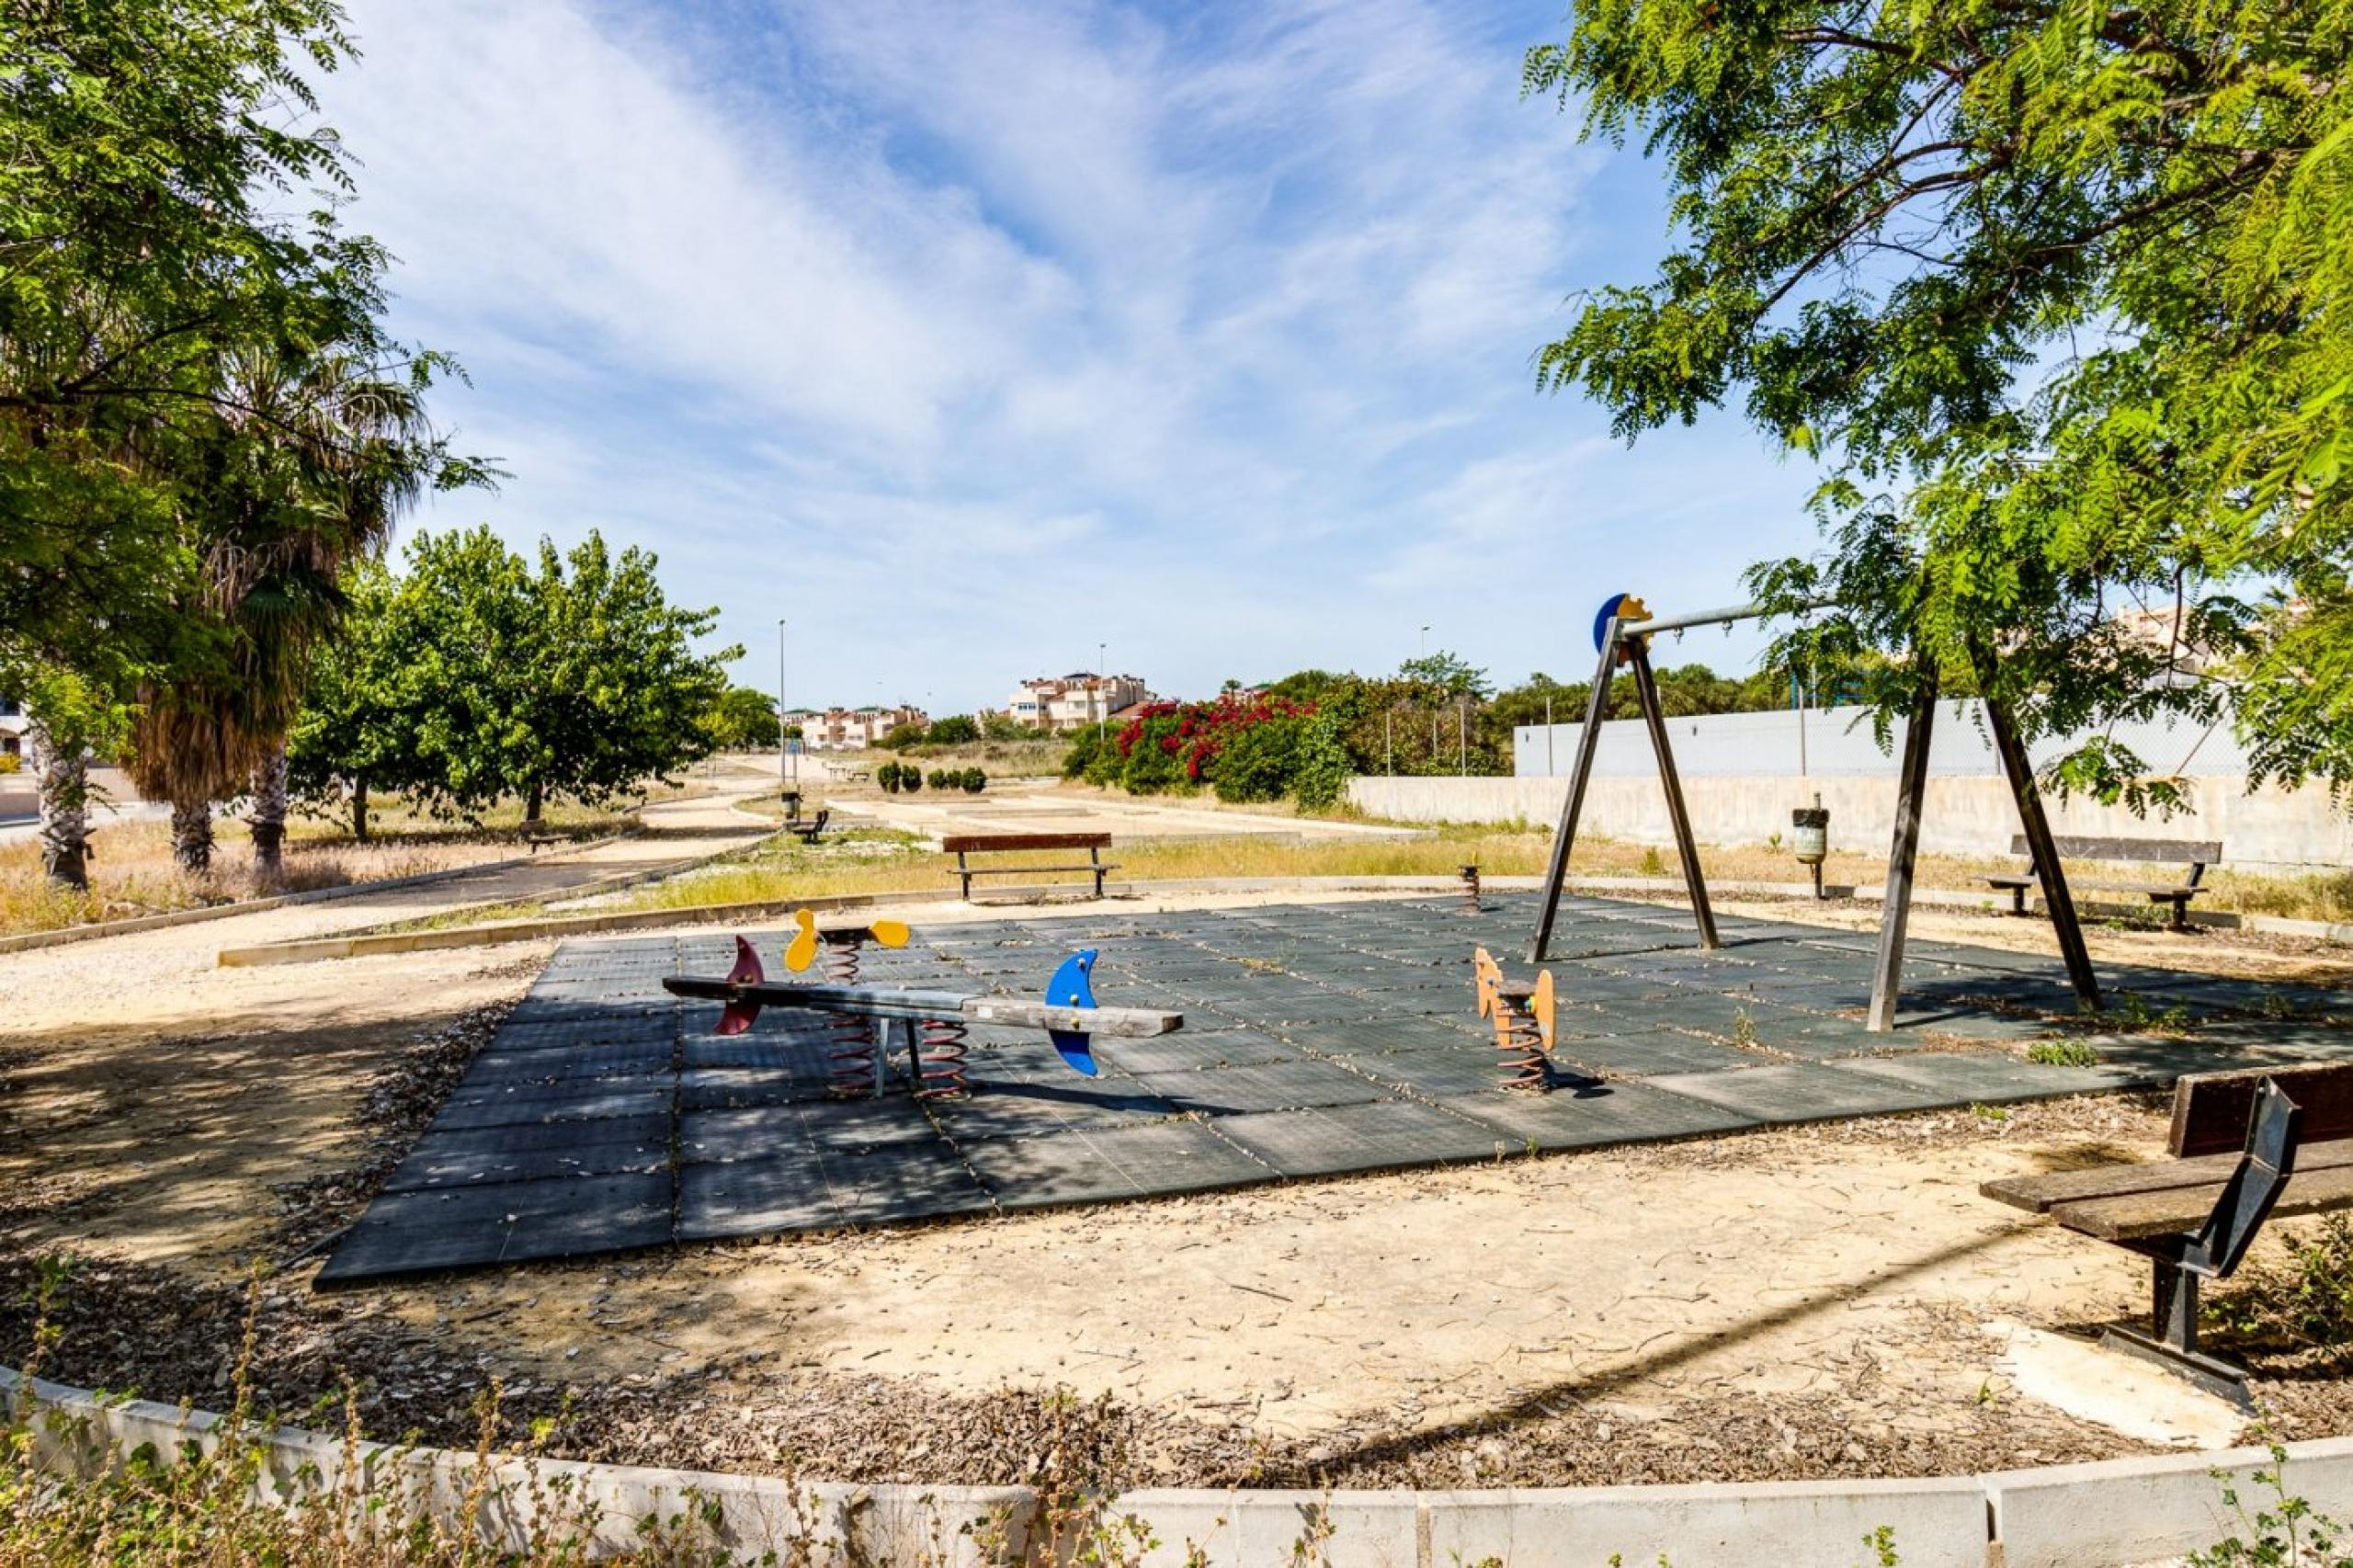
[{"x1": 0, "y1": 759, "x2": 780, "y2": 1018}]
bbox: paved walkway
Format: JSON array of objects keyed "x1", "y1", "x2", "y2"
[{"x1": 0, "y1": 760, "x2": 780, "y2": 1020}]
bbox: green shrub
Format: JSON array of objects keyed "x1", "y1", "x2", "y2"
[
  {"x1": 927, "y1": 768, "x2": 950, "y2": 790},
  {"x1": 876, "y1": 761, "x2": 903, "y2": 793},
  {"x1": 1290, "y1": 712, "x2": 1351, "y2": 810},
  {"x1": 902, "y1": 764, "x2": 923, "y2": 792},
  {"x1": 0, "y1": 752, "x2": 20, "y2": 775},
  {"x1": 1211, "y1": 715, "x2": 1303, "y2": 803},
  {"x1": 962, "y1": 768, "x2": 986, "y2": 793},
  {"x1": 926, "y1": 714, "x2": 981, "y2": 745}
]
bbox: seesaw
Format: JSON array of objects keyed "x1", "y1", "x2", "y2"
[{"x1": 662, "y1": 908, "x2": 1184, "y2": 1098}]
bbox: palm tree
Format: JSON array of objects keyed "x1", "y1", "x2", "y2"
[{"x1": 128, "y1": 350, "x2": 449, "y2": 878}]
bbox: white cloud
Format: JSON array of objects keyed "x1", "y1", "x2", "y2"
[{"x1": 326, "y1": 0, "x2": 1823, "y2": 708}]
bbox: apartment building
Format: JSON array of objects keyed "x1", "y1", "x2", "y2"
[
  {"x1": 1004, "y1": 673, "x2": 1149, "y2": 733},
  {"x1": 792, "y1": 705, "x2": 928, "y2": 751}
]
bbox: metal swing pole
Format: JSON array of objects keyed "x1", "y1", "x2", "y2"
[
  {"x1": 1867, "y1": 659, "x2": 1939, "y2": 1032},
  {"x1": 1626, "y1": 634, "x2": 1719, "y2": 949},
  {"x1": 1980, "y1": 680, "x2": 2102, "y2": 1013},
  {"x1": 1528, "y1": 616, "x2": 1622, "y2": 962}
]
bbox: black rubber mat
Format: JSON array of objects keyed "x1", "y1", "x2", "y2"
[{"x1": 320, "y1": 894, "x2": 2346, "y2": 1283}]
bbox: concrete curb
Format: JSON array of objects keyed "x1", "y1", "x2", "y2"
[
  {"x1": 8, "y1": 1366, "x2": 2348, "y2": 1564},
  {"x1": 0, "y1": 835, "x2": 627, "y2": 958},
  {"x1": 214, "y1": 833, "x2": 786, "y2": 967}
]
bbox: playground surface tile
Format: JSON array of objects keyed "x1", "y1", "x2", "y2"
[{"x1": 314, "y1": 891, "x2": 2353, "y2": 1284}]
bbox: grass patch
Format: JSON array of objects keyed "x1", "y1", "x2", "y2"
[{"x1": 2027, "y1": 1040, "x2": 2101, "y2": 1067}]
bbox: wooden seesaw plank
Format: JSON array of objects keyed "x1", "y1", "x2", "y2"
[{"x1": 661, "y1": 977, "x2": 1183, "y2": 1036}]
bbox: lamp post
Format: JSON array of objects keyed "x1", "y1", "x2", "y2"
[{"x1": 776, "y1": 618, "x2": 789, "y2": 788}]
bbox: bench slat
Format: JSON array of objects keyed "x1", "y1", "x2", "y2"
[
  {"x1": 2173, "y1": 1062, "x2": 2353, "y2": 1158},
  {"x1": 2052, "y1": 1162, "x2": 2353, "y2": 1242},
  {"x1": 941, "y1": 832, "x2": 1111, "y2": 853},
  {"x1": 961, "y1": 862, "x2": 1122, "y2": 876},
  {"x1": 2005, "y1": 834, "x2": 2223, "y2": 862},
  {"x1": 1982, "y1": 1138, "x2": 2353, "y2": 1214}
]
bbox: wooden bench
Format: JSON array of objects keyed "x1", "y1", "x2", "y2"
[
  {"x1": 522, "y1": 830, "x2": 567, "y2": 854},
  {"x1": 941, "y1": 832, "x2": 1117, "y2": 902},
  {"x1": 1984, "y1": 833, "x2": 2222, "y2": 932},
  {"x1": 1983, "y1": 1061, "x2": 2353, "y2": 1399},
  {"x1": 783, "y1": 807, "x2": 831, "y2": 845}
]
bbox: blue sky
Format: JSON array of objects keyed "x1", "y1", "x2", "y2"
[{"x1": 317, "y1": 0, "x2": 1823, "y2": 713}]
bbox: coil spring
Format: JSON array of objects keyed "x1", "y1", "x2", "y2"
[
  {"x1": 823, "y1": 937, "x2": 877, "y2": 1097},
  {"x1": 1494, "y1": 1005, "x2": 1551, "y2": 1093},
  {"x1": 915, "y1": 1017, "x2": 971, "y2": 1100}
]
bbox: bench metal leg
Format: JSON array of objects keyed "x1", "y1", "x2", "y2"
[
  {"x1": 2101, "y1": 1250, "x2": 2254, "y2": 1407},
  {"x1": 2167, "y1": 895, "x2": 2190, "y2": 934}
]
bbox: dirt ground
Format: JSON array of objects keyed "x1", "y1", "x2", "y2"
[{"x1": 5, "y1": 812, "x2": 2352, "y2": 1489}]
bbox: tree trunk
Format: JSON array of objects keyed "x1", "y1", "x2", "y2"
[
  {"x1": 171, "y1": 794, "x2": 214, "y2": 875},
  {"x1": 28, "y1": 719, "x2": 90, "y2": 890},
  {"x1": 352, "y1": 775, "x2": 369, "y2": 842},
  {"x1": 524, "y1": 779, "x2": 544, "y2": 826},
  {"x1": 250, "y1": 745, "x2": 289, "y2": 883}
]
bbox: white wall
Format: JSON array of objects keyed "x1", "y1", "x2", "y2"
[
  {"x1": 1514, "y1": 700, "x2": 2249, "y2": 779},
  {"x1": 1347, "y1": 772, "x2": 2350, "y2": 873}
]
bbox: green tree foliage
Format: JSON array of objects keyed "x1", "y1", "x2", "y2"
[
  {"x1": 286, "y1": 561, "x2": 410, "y2": 838},
  {"x1": 926, "y1": 714, "x2": 981, "y2": 746},
  {"x1": 703, "y1": 687, "x2": 782, "y2": 750},
  {"x1": 293, "y1": 527, "x2": 733, "y2": 824},
  {"x1": 1527, "y1": 0, "x2": 2353, "y2": 807},
  {"x1": 0, "y1": 0, "x2": 476, "y2": 696},
  {"x1": 878, "y1": 721, "x2": 927, "y2": 750}
]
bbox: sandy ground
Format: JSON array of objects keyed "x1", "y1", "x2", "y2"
[{"x1": 5, "y1": 790, "x2": 2351, "y2": 1487}]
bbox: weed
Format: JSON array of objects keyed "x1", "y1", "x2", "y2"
[
  {"x1": 2188, "y1": 1442, "x2": 2346, "y2": 1565},
  {"x1": 1730, "y1": 1006, "x2": 1757, "y2": 1049},
  {"x1": 1864, "y1": 1523, "x2": 1901, "y2": 1565},
  {"x1": 1637, "y1": 846, "x2": 1668, "y2": 877},
  {"x1": 1970, "y1": 1102, "x2": 2010, "y2": 1122},
  {"x1": 2208, "y1": 1216, "x2": 2353, "y2": 1361},
  {"x1": 2028, "y1": 1040, "x2": 2101, "y2": 1067}
]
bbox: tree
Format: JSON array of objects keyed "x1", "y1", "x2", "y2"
[
  {"x1": 0, "y1": 0, "x2": 450, "y2": 702},
  {"x1": 287, "y1": 562, "x2": 415, "y2": 840},
  {"x1": 926, "y1": 714, "x2": 981, "y2": 746},
  {"x1": 127, "y1": 348, "x2": 467, "y2": 874},
  {"x1": 1529, "y1": 1, "x2": 2352, "y2": 808},
  {"x1": 306, "y1": 527, "x2": 734, "y2": 824},
  {"x1": 703, "y1": 687, "x2": 782, "y2": 751},
  {"x1": 879, "y1": 722, "x2": 928, "y2": 750}
]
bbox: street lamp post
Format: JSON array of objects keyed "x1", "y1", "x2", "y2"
[{"x1": 786, "y1": 612, "x2": 804, "y2": 781}]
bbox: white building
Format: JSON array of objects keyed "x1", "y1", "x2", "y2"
[
  {"x1": 795, "y1": 705, "x2": 927, "y2": 750},
  {"x1": 0, "y1": 695, "x2": 31, "y2": 767},
  {"x1": 1005, "y1": 673, "x2": 1149, "y2": 733}
]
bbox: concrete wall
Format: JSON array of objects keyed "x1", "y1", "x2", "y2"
[
  {"x1": 1347, "y1": 772, "x2": 2353, "y2": 873},
  {"x1": 1514, "y1": 699, "x2": 2248, "y2": 779}
]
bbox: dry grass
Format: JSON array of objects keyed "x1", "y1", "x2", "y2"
[{"x1": 0, "y1": 797, "x2": 645, "y2": 938}]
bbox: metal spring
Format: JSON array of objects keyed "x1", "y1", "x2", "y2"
[
  {"x1": 823, "y1": 937, "x2": 877, "y2": 1097},
  {"x1": 915, "y1": 1017, "x2": 971, "y2": 1100},
  {"x1": 1493, "y1": 1006, "x2": 1551, "y2": 1093}
]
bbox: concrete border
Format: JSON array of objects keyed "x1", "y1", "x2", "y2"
[{"x1": 12, "y1": 1366, "x2": 2351, "y2": 1565}]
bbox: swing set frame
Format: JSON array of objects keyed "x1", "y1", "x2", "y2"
[{"x1": 1526, "y1": 597, "x2": 2102, "y2": 1030}]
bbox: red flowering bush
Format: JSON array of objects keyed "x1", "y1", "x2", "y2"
[{"x1": 1090, "y1": 692, "x2": 1316, "y2": 794}]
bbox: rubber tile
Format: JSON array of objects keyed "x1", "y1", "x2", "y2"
[
  {"x1": 961, "y1": 1121, "x2": 1273, "y2": 1209},
  {"x1": 1104, "y1": 1030, "x2": 1291, "y2": 1074},
  {"x1": 383, "y1": 1130, "x2": 670, "y2": 1192},
  {"x1": 678, "y1": 1100, "x2": 937, "y2": 1164},
  {"x1": 1832, "y1": 1051, "x2": 2132, "y2": 1104},
  {"x1": 676, "y1": 1066, "x2": 841, "y2": 1110},
  {"x1": 1556, "y1": 1030, "x2": 1760, "y2": 1077},
  {"x1": 1346, "y1": 1047, "x2": 1511, "y2": 1099},
  {"x1": 822, "y1": 1142, "x2": 995, "y2": 1226},
  {"x1": 1437, "y1": 1079, "x2": 1758, "y2": 1152},
  {"x1": 682, "y1": 1036, "x2": 841, "y2": 1073},
  {"x1": 316, "y1": 1171, "x2": 673, "y2": 1283},
  {"x1": 929, "y1": 1078, "x2": 1182, "y2": 1141},
  {"x1": 460, "y1": 1041, "x2": 674, "y2": 1085},
  {"x1": 1640, "y1": 1063, "x2": 1962, "y2": 1125},
  {"x1": 1129, "y1": 1060, "x2": 1391, "y2": 1116},
  {"x1": 434, "y1": 1087, "x2": 672, "y2": 1131},
  {"x1": 1214, "y1": 1100, "x2": 1515, "y2": 1176},
  {"x1": 492, "y1": 1017, "x2": 676, "y2": 1052},
  {"x1": 675, "y1": 1146, "x2": 841, "y2": 1237},
  {"x1": 1281, "y1": 1017, "x2": 1485, "y2": 1054}
]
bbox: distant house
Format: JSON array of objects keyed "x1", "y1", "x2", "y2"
[
  {"x1": 797, "y1": 705, "x2": 927, "y2": 750},
  {"x1": 1006, "y1": 673, "x2": 1149, "y2": 733}
]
